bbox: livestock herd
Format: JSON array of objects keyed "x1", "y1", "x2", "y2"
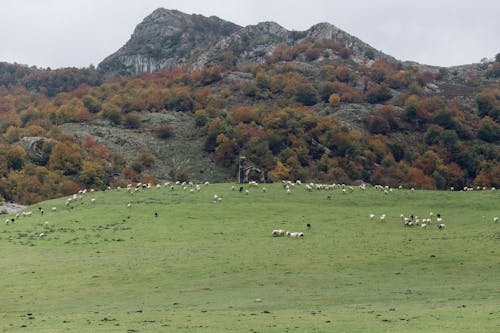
[{"x1": 2, "y1": 180, "x2": 498, "y2": 241}]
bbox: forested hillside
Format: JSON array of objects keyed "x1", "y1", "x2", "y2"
[{"x1": 0, "y1": 28, "x2": 499, "y2": 205}]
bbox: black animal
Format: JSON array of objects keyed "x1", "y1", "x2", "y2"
[
  {"x1": 306, "y1": 223, "x2": 311, "y2": 230},
  {"x1": 239, "y1": 187, "x2": 244, "y2": 192}
]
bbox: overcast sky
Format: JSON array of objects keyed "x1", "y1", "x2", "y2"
[{"x1": 1, "y1": 0, "x2": 498, "y2": 69}]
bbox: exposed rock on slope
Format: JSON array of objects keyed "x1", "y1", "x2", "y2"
[
  {"x1": 98, "y1": 8, "x2": 389, "y2": 76},
  {"x1": 99, "y1": 8, "x2": 241, "y2": 76},
  {"x1": 192, "y1": 21, "x2": 291, "y2": 69}
]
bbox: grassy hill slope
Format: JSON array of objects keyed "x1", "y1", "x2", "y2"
[{"x1": 1, "y1": 184, "x2": 498, "y2": 332}]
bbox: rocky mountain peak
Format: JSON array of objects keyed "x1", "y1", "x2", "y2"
[
  {"x1": 98, "y1": 8, "x2": 241, "y2": 76},
  {"x1": 98, "y1": 8, "x2": 391, "y2": 76}
]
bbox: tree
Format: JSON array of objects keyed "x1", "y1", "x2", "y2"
[
  {"x1": 82, "y1": 95, "x2": 101, "y2": 113},
  {"x1": 268, "y1": 161, "x2": 292, "y2": 182},
  {"x1": 79, "y1": 161, "x2": 107, "y2": 188},
  {"x1": 6, "y1": 145, "x2": 27, "y2": 170},
  {"x1": 478, "y1": 116, "x2": 500, "y2": 142},
  {"x1": 328, "y1": 93, "x2": 341, "y2": 107},
  {"x1": 100, "y1": 102, "x2": 122, "y2": 125},
  {"x1": 214, "y1": 134, "x2": 237, "y2": 167},
  {"x1": 48, "y1": 142, "x2": 82, "y2": 175},
  {"x1": 295, "y1": 83, "x2": 318, "y2": 106},
  {"x1": 476, "y1": 88, "x2": 500, "y2": 120},
  {"x1": 366, "y1": 84, "x2": 392, "y2": 104},
  {"x1": 365, "y1": 114, "x2": 390, "y2": 134},
  {"x1": 318, "y1": 82, "x2": 335, "y2": 102},
  {"x1": 424, "y1": 125, "x2": 444, "y2": 146}
]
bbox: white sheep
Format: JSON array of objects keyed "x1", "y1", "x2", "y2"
[
  {"x1": 369, "y1": 214, "x2": 375, "y2": 220},
  {"x1": 438, "y1": 223, "x2": 446, "y2": 230},
  {"x1": 272, "y1": 229, "x2": 286, "y2": 237},
  {"x1": 493, "y1": 217, "x2": 498, "y2": 223}
]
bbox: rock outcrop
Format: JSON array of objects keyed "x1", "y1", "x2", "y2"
[
  {"x1": 98, "y1": 8, "x2": 388, "y2": 77},
  {"x1": 98, "y1": 8, "x2": 241, "y2": 76}
]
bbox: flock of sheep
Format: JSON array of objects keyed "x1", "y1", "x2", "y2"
[
  {"x1": 2, "y1": 179, "x2": 498, "y2": 241},
  {"x1": 370, "y1": 212, "x2": 446, "y2": 230}
]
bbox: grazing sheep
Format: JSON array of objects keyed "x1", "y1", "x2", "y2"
[
  {"x1": 51, "y1": 207, "x2": 57, "y2": 212},
  {"x1": 287, "y1": 231, "x2": 304, "y2": 238},
  {"x1": 379, "y1": 214, "x2": 386, "y2": 221},
  {"x1": 421, "y1": 223, "x2": 427, "y2": 229},
  {"x1": 404, "y1": 220, "x2": 414, "y2": 227},
  {"x1": 272, "y1": 229, "x2": 286, "y2": 237},
  {"x1": 438, "y1": 223, "x2": 446, "y2": 230},
  {"x1": 91, "y1": 198, "x2": 96, "y2": 204},
  {"x1": 127, "y1": 203, "x2": 132, "y2": 208},
  {"x1": 369, "y1": 214, "x2": 375, "y2": 220},
  {"x1": 39, "y1": 232, "x2": 45, "y2": 238},
  {"x1": 306, "y1": 223, "x2": 311, "y2": 230},
  {"x1": 493, "y1": 217, "x2": 498, "y2": 223}
]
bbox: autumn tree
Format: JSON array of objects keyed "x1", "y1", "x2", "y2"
[
  {"x1": 295, "y1": 82, "x2": 318, "y2": 106},
  {"x1": 48, "y1": 142, "x2": 82, "y2": 175},
  {"x1": 477, "y1": 116, "x2": 500, "y2": 142}
]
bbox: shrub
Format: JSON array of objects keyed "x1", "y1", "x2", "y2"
[
  {"x1": 155, "y1": 124, "x2": 174, "y2": 139},
  {"x1": 366, "y1": 84, "x2": 392, "y2": 104},
  {"x1": 124, "y1": 113, "x2": 141, "y2": 129}
]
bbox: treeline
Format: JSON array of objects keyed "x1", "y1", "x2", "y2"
[
  {"x1": 0, "y1": 40, "x2": 498, "y2": 204},
  {"x1": 0, "y1": 62, "x2": 102, "y2": 96}
]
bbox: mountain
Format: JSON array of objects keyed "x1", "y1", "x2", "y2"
[
  {"x1": 98, "y1": 8, "x2": 392, "y2": 76},
  {"x1": 98, "y1": 8, "x2": 241, "y2": 76},
  {"x1": 0, "y1": 8, "x2": 498, "y2": 205}
]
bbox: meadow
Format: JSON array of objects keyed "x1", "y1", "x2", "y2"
[{"x1": 0, "y1": 183, "x2": 499, "y2": 332}]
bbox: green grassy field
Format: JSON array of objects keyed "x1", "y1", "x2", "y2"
[{"x1": 1, "y1": 183, "x2": 499, "y2": 332}]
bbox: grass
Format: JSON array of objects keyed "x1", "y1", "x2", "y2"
[{"x1": 0, "y1": 183, "x2": 499, "y2": 332}]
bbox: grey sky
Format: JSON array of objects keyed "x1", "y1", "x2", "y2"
[{"x1": 1, "y1": 0, "x2": 498, "y2": 68}]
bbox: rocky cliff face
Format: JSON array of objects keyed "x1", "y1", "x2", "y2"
[
  {"x1": 98, "y1": 8, "x2": 388, "y2": 76},
  {"x1": 98, "y1": 8, "x2": 241, "y2": 76},
  {"x1": 191, "y1": 21, "x2": 291, "y2": 69}
]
